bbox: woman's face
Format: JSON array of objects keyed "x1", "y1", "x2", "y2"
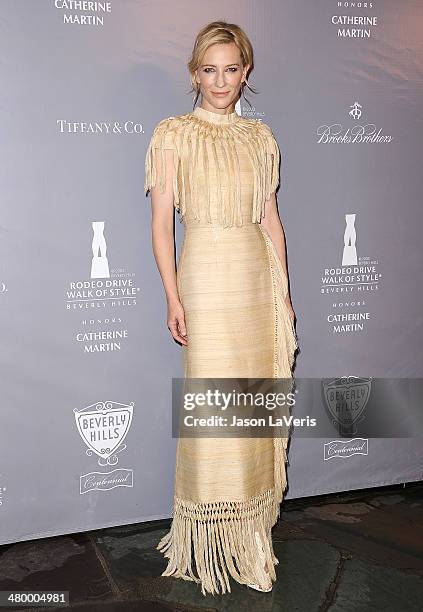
[{"x1": 195, "y1": 42, "x2": 248, "y2": 113}]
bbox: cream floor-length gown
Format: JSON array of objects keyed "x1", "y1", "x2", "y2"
[{"x1": 144, "y1": 104, "x2": 298, "y2": 595}]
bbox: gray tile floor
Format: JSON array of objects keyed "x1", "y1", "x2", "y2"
[{"x1": 0, "y1": 482, "x2": 422, "y2": 611}]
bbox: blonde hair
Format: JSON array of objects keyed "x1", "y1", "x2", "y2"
[{"x1": 187, "y1": 21, "x2": 258, "y2": 109}]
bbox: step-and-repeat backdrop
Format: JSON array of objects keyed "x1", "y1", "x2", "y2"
[{"x1": 1, "y1": 1, "x2": 422, "y2": 545}]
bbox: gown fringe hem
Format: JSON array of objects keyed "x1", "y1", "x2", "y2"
[{"x1": 156, "y1": 481, "x2": 287, "y2": 596}]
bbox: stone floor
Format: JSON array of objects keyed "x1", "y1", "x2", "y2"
[{"x1": 0, "y1": 481, "x2": 422, "y2": 611}]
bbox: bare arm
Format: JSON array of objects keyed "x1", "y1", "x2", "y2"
[
  {"x1": 148, "y1": 148, "x2": 188, "y2": 345},
  {"x1": 260, "y1": 193, "x2": 296, "y2": 323}
]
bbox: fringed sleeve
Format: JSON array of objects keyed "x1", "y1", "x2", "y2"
[
  {"x1": 264, "y1": 125, "x2": 281, "y2": 201},
  {"x1": 251, "y1": 122, "x2": 281, "y2": 223},
  {"x1": 144, "y1": 117, "x2": 182, "y2": 215}
]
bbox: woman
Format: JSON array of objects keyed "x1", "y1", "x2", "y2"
[{"x1": 144, "y1": 21, "x2": 299, "y2": 595}]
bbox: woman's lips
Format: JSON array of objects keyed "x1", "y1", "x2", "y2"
[{"x1": 212, "y1": 92, "x2": 229, "y2": 96}]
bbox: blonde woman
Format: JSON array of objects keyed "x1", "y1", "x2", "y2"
[{"x1": 144, "y1": 21, "x2": 298, "y2": 595}]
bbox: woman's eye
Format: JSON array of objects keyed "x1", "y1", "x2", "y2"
[{"x1": 203, "y1": 67, "x2": 238, "y2": 73}]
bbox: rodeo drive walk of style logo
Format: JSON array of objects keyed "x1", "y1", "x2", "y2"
[
  {"x1": 321, "y1": 212, "x2": 382, "y2": 335},
  {"x1": 66, "y1": 221, "x2": 140, "y2": 310},
  {"x1": 74, "y1": 400, "x2": 134, "y2": 494},
  {"x1": 66, "y1": 221, "x2": 141, "y2": 354}
]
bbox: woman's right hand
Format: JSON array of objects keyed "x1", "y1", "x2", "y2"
[{"x1": 167, "y1": 298, "x2": 188, "y2": 346}]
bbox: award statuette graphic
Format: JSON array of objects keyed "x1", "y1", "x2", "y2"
[
  {"x1": 74, "y1": 401, "x2": 134, "y2": 466},
  {"x1": 322, "y1": 376, "x2": 372, "y2": 436},
  {"x1": 91, "y1": 221, "x2": 110, "y2": 278},
  {"x1": 342, "y1": 213, "x2": 358, "y2": 266}
]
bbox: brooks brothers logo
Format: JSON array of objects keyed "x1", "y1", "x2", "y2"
[
  {"x1": 322, "y1": 213, "x2": 382, "y2": 335},
  {"x1": 74, "y1": 400, "x2": 134, "y2": 494},
  {"x1": 66, "y1": 221, "x2": 140, "y2": 353},
  {"x1": 55, "y1": 1, "x2": 112, "y2": 27},
  {"x1": 349, "y1": 102, "x2": 362, "y2": 121},
  {"x1": 331, "y1": 3, "x2": 377, "y2": 39},
  {"x1": 317, "y1": 101, "x2": 393, "y2": 144},
  {"x1": 322, "y1": 376, "x2": 372, "y2": 436},
  {"x1": 324, "y1": 438, "x2": 369, "y2": 460}
]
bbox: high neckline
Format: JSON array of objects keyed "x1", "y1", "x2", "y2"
[{"x1": 192, "y1": 105, "x2": 240, "y2": 125}]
